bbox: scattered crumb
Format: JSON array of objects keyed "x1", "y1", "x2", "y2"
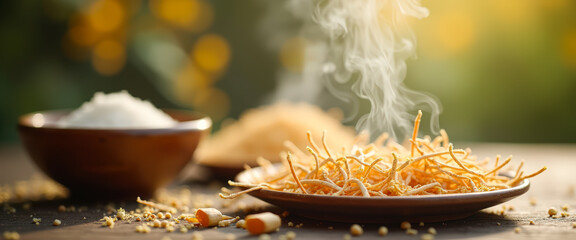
[
  {"x1": 218, "y1": 221, "x2": 230, "y2": 227},
  {"x1": 572, "y1": 222, "x2": 576, "y2": 228},
  {"x1": 67, "y1": 206, "x2": 76, "y2": 212},
  {"x1": 102, "y1": 216, "x2": 115, "y2": 229},
  {"x1": 421, "y1": 233, "x2": 435, "y2": 240},
  {"x1": 135, "y1": 224, "x2": 151, "y2": 233},
  {"x1": 406, "y1": 229, "x2": 418, "y2": 235},
  {"x1": 562, "y1": 205, "x2": 570, "y2": 211},
  {"x1": 191, "y1": 231, "x2": 203, "y2": 240},
  {"x1": 428, "y1": 227, "x2": 437, "y2": 235},
  {"x1": 161, "y1": 220, "x2": 169, "y2": 228},
  {"x1": 529, "y1": 220, "x2": 535, "y2": 225},
  {"x1": 236, "y1": 219, "x2": 245, "y2": 228},
  {"x1": 32, "y1": 217, "x2": 41, "y2": 225},
  {"x1": 287, "y1": 221, "x2": 294, "y2": 227},
  {"x1": 561, "y1": 212, "x2": 570, "y2": 218},
  {"x1": 152, "y1": 219, "x2": 161, "y2": 228},
  {"x1": 350, "y1": 224, "x2": 363, "y2": 236},
  {"x1": 496, "y1": 222, "x2": 501, "y2": 226},
  {"x1": 514, "y1": 227, "x2": 521, "y2": 233},
  {"x1": 116, "y1": 208, "x2": 126, "y2": 220},
  {"x1": 258, "y1": 233, "x2": 270, "y2": 240},
  {"x1": 179, "y1": 226, "x2": 188, "y2": 233},
  {"x1": 53, "y1": 219, "x2": 61, "y2": 226},
  {"x1": 529, "y1": 198, "x2": 537, "y2": 206},
  {"x1": 401, "y1": 221, "x2": 411, "y2": 230},
  {"x1": 3, "y1": 231, "x2": 20, "y2": 240},
  {"x1": 419, "y1": 221, "x2": 425, "y2": 226},
  {"x1": 285, "y1": 231, "x2": 296, "y2": 240},
  {"x1": 378, "y1": 226, "x2": 388, "y2": 236},
  {"x1": 548, "y1": 207, "x2": 558, "y2": 217}
]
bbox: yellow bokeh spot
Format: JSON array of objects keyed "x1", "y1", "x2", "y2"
[
  {"x1": 174, "y1": 63, "x2": 228, "y2": 120},
  {"x1": 192, "y1": 34, "x2": 231, "y2": 75},
  {"x1": 189, "y1": 0, "x2": 213, "y2": 33},
  {"x1": 280, "y1": 37, "x2": 306, "y2": 73},
  {"x1": 176, "y1": 63, "x2": 213, "y2": 97},
  {"x1": 151, "y1": 0, "x2": 213, "y2": 32},
  {"x1": 425, "y1": 11, "x2": 476, "y2": 57},
  {"x1": 489, "y1": 0, "x2": 538, "y2": 28},
  {"x1": 67, "y1": 15, "x2": 101, "y2": 47},
  {"x1": 92, "y1": 39, "x2": 125, "y2": 75},
  {"x1": 561, "y1": 29, "x2": 576, "y2": 68},
  {"x1": 86, "y1": 0, "x2": 125, "y2": 33},
  {"x1": 151, "y1": 0, "x2": 198, "y2": 27}
]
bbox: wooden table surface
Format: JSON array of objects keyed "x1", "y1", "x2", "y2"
[{"x1": 1, "y1": 143, "x2": 576, "y2": 239}]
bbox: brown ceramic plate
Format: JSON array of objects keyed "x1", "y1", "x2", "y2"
[{"x1": 235, "y1": 164, "x2": 529, "y2": 223}]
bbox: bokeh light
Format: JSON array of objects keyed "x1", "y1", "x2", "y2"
[
  {"x1": 175, "y1": 62, "x2": 212, "y2": 102},
  {"x1": 56, "y1": 0, "x2": 230, "y2": 120},
  {"x1": 86, "y1": 0, "x2": 125, "y2": 33},
  {"x1": 67, "y1": 15, "x2": 100, "y2": 47},
  {"x1": 489, "y1": 0, "x2": 538, "y2": 28},
  {"x1": 191, "y1": 87, "x2": 230, "y2": 121},
  {"x1": 192, "y1": 34, "x2": 231, "y2": 76},
  {"x1": 92, "y1": 39, "x2": 126, "y2": 76},
  {"x1": 63, "y1": 0, "x2": 130, "y2": 76},
  {"x1": 150, "y1": 0, "x2": 213, "y2": 32},
  {"x1": 175, "y1": 61, "x2": 229, "y2": 120},
  {"x1": 1, "y1": 0, "x2": 574, "y2": 144},
  {"x1": 421, "y1": 10, "x2": 476, "y2": 58},
  {"x1": 561, "y1": 28, "x2": 576, "y2": 68}
]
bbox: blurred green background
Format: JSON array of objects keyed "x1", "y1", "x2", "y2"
[{"x1": 0, "y1": 0, "x2": 575, "y2": 144}]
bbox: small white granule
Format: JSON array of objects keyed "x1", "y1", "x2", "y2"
[
  {"x1": 53, "y1": 219, "x2": 62, "y2": 226},
  {"x1": 57, "y1": 91, "x2": 176, "y2": 128}
]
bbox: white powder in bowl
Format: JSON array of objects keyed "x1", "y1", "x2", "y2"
[{"x1": 56, "y1": 91, "x2": 177, "y2": 128}]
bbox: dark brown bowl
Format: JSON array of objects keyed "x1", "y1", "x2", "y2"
[{"x1": 18, "y1": 110, "x2": 211, "y2": 199}]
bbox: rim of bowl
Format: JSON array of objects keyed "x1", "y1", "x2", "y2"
[{"x1": 18, "y1": 109, "x2": 212, "y2": 133}]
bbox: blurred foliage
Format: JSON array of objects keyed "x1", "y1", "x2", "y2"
[
  {"x1": 0, "y1": 0, "x2": 575, "y2": 143},
  {"x1": 407, "y1": 0, "x2": 576, "y2": 142}
]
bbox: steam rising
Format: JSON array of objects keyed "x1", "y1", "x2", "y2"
[{"x1": 265, "y1": 0, "x2": 441, "y2": 141}]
